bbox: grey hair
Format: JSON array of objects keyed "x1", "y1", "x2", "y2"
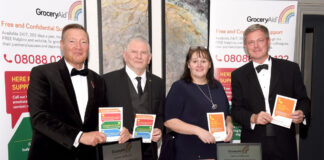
[
  {"x1": 61, "y1": 23, "x2": 89, "y2": 41},
  {"x1": 124, "y1": 35, "x2": 151, "y2": 53},
  {"x1": 243, "y1": 24, "x2": 269, "y2": 44}
]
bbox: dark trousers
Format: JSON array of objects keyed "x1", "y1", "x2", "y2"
[
  {"x1": 142, "y1": 142, "x2": 158, "y2": 160},
  {"x1": 261, "y1": 136, "x2": 297, "y2": 160}
]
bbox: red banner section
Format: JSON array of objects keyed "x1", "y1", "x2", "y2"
[
  {"x1": 5, "y1": 71, "x2": 30, "y2": 128},
  {"x1": 214, "y1": 68, "x2": 235, "y2": 101}
]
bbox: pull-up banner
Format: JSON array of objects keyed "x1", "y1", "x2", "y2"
[
  {"x1": 209, "y1": 1, "x2": 298, "y2": 142},
  {"x1": 0, "y1": 0, "x2": 84, "y2": 159}
]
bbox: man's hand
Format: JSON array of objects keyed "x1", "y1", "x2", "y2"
[
  {"x1": 291, "y1": 110, "x2": 304, "y2": 124},
  {"x1": 251, "y1": 111, "x2": 273, "y2": 125},
  {"x1": 151, "y1": 128, "x2": 162, "y2": 142},
  {"x1": 118, "y1": 127, "x2": 132, "y2": 144},
  {"x1": 79, "y1": 131, "x2": 106, "y2": 146}
]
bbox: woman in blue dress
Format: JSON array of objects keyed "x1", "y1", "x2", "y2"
[{"x1": 164, "y1": 46, "x2": 233, "y2": 160}]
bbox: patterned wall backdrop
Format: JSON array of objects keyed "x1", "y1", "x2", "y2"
[
  {"x1": 101, "y1": 0, "x2": 150, "y2": 74},
  {"x1": 164, "y1": 0, "x2": 208, "y2": 93}
]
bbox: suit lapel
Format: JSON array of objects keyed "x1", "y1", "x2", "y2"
[
  {"x1": 58, "y1": 59, "x2": 82, "y2": 122},
  {"x1": 84, "y1": 71, "x2": 95, "y2": 122},
  {"x1": 269, "y1": 57, "x2": 280, "y2": 110},
  {"x1": 145, "y1": 72, "x2": 153, "y2": 113},
  {"x1": 246, "y1": 62, "x2": 264, "y2": 98},
  {"x1": 121, "y1": 68, "x2": 134, "y2": 114}
]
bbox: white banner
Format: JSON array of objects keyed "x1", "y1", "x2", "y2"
[
  {"x1": 0, "y1": 0, "x2": 84, "y2": 159},
  {"x1": 209, "y1": 0, "x2": 298, "y2": 142},
  {"x1": 209, "y1": 0, "x2": 297, "y2": 101}
]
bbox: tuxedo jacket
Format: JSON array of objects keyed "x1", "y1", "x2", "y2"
[
  {"x1": 231, "y1": 57, "x2": 310, "y2": 150},
  {"x1": 102, "y1": 68, "x2": 164, "y2": 133},
  {"x1": 27, "y1": 58, "x2": 106, "y2": 160}
]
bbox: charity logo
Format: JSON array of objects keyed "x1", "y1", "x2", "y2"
[
  {"x1": 278, "y1": 5, "x2": 295, "y2": 24},
  {"x1": 68, "y1": 0, "x2": 82, "y2": 21},
  {"x1": 35, "y1": 8, "x2": 67, "y2": 19},
  {"x1": 242, "y1": 145, "x2": 249, "y2": 154}
]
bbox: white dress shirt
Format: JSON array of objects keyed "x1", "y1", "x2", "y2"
[
  {"x1": 65, "y1": 60, "x2": 88, "y2": 147},
  {"x1": 251, "y1": 56, "x2": 272, "y2": 129},
  {"x1": 125, "y1": 65, "x2": 147, "y2": 93}
]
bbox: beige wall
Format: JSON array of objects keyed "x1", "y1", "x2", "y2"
[{"x1": 86, "y1": 0, "x2": 162, "y2": 77}]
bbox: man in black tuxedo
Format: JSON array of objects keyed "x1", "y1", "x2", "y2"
[
  {"x1": 231, "y1": 24, "x2": 310, "y2": 160},
  {"x1": 102, "y1": 36, "x2": 164, "y2": 160},
  {"x1": 27, "y1": 24, "x2": 106, "y2": 160}
]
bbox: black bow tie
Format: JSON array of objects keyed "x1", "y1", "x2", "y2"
[
  {"x1": 256, "y1": 64, "x2": 268, "y2": 73},
  {"x1": 71, "y1": 68, "x2": 88, "y2": 76}
]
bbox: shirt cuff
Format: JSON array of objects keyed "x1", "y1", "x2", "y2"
[
  {"x1": 73, "y1": 131, "x2": 83, "y2": 148},
  {"x1": 251, "y1": 123, "x2": 256, "y2": 130}
]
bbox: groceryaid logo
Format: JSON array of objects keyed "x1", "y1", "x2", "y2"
[
  {"x1": 227, "y1": 145, "x2": 250, "y2": 154},
  {"x1": 68, "y1": 0, "x2": 82, "y2": 21},
  {"x1": 35, "y1": 8, "x2": 67, "y2": 19},
  {"x1": 246, "y1": 16, "x2": 278, "y2": 24},
  {"x1": 278, "y1": 5, "x2": 295, "y2": 24}
]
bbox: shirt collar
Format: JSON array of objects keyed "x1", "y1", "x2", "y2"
[
  {"x1": 125, "y1": 65, "x2": 146, "y2": 81},
  {"x1": 65, "y1": 60, "x2": 85, "y2": 75},
  {"x1": 253, "y1": 56, "x2": 271, "y2": 68}
]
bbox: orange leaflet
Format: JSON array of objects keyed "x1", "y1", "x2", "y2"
[
  {"x1": 274, "y1": 96, "x2": 295, "y2": 118},
  {"x1": 209, "y1": 114, "x2": 225, "y2": 133}
]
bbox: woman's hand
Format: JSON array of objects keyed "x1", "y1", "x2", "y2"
[
  {"x1": 224, "y1": 124, "x2": 233, "y2": 142},
  {"x1": 224, "y1": 116, "x2": 234, "y2": 142},
  {"x1": 165, "y1": 118, "x2": 216, "y2": 144},
  {"x1": 195, "y1": 128, "x2": 216, "y2": 144}
]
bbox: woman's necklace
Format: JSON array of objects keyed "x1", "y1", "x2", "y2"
[{"x1": 195, "y1": 84, "x2": 218, "y2": 110}]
